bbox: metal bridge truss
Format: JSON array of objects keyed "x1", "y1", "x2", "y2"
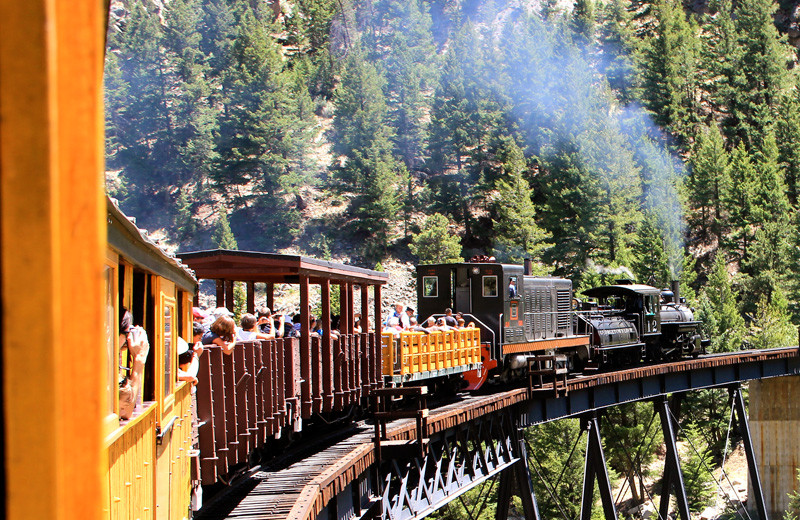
[
  {"x1": 374, "y1": 410, "x2": 536, "y2": 520},
  {"x1": 367, "y1": 383, "x2": 771, "y2": 520}
]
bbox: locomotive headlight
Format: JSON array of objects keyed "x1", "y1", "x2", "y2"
[{"x1": 472, "y1": 267, "x2": 480, "y2": 275}]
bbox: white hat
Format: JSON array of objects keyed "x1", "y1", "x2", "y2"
[
  {"x1": 212, "y1": 307, "x2": 234, "y2": 318},
  {"x1": 177, "y1": 336, "x2": 190, "y2": 355}
]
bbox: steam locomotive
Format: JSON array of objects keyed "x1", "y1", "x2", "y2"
[{"x1": 416, "y1": 258, "x2": 706, "y2": 386}]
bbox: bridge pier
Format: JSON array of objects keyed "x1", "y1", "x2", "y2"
[
  {"x1": 495, "y1": 429, "x2": 542, "y2": 520},
  {"x1": 580, "y1": 413, "x2": 617, "y2": 520},
  {"x1": 657, "y1": 393, "x2": 691, "y2": 520},
  {"x1": 730, "y1": 383, "x2": 769, "y2": 520}
]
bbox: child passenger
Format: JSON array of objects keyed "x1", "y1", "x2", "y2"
[{"x1": 202, "y1": 316, "x2": 236, "y2": 354}]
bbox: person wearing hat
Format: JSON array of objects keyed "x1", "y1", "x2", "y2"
[{"x1": 177, "y1": 337, "x2": 200, "y2": 386}]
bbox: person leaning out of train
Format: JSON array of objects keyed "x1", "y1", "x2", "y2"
[
  {"x1": 236, "y1": 313, "x2": 274, "y2": 342},
  {"x1": 192, "y1": 321, "x2": 204, "y2": 357},
  {"x1": 202, "y1": 315, "x2": 236, "y2": 354},
  {"x1": 177, "y1": 337, "x2": 200, "y2": 386},
  {"x1": 119, "y1": 309, "x2": 150, "y2": 421}
]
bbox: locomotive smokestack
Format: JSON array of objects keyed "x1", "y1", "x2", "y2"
[
  {"x1": 671, "y1": 280, "x2": 680, "y2": 303},
  {"x1": 524, "y1": 258, "x2": 532, "y2": 276}
]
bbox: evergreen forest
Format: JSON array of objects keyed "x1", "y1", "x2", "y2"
[{"x1": 105, "y1": 0, "x2": 800, "y2": 514}]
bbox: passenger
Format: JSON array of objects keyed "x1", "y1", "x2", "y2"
[
  {"x1": 457, "y1": 317, "x2": 466, "y2": 329},
  {"x1": 383, "y1": 317, "x2": 403, "y2": 337},
  {"x1": 423, "y1": 317, "x2": 440, "y2": 332},
  {"x1": 395, "y1": 303, "x2": 411, "y2": 329},
  {"x1": 192, "y1": 321, "x2": 204, "y2": 354},
  {"x1": 177, "y1": 337, "x2": 199, "y2": 386},
  {"x1": 508, "y1": 278, "x2": 517, "y2": 298},
  {"x1": 204, "y1": 306, "x2": 234, "y2": 329},
  {"x1": 193, "y1": 306, "x2": 209, "y2": 322},
  {"x1": 202, "y1": 316, "x2": 236, "y2": 354},
  {"x1": 257, "y1": 306, "x2": 285, "y2": 338},
  {"x1": 405, "y1": 307, "x2": 416, "y2": 328},
  {"x1": 437, "y1": 317, "x2": 457, "y2": 331},
  {"x1": 443, "y1": 308, "x2": 458, "y2": 327},
  {"x1": 118, "y1": 309, "x2": 150, "y2": 420},
  {"x1": 236, "y1": 313, "x2": 274, "y2": 342},
  {"x1": 409, "y1": 317, "x2": 428, "y2": 333},
  {"x1": 352, "y1": 314, "x2": 362, "y2": 334}
]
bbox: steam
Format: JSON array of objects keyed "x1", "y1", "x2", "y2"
[
  {"x1": 587, "y1": 260, "x2": 635, "y2": 281},
  {"x1": 349, "y1": 0, "x2": 688, "y2": 277}
]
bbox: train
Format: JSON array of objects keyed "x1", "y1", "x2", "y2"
[{"x1": 413, "y1": 257, "x2": 707, "y2": 389}]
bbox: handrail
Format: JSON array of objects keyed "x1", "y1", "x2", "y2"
[{"x1": 426, "y1": 313, "x2": 496, "y2": 351}]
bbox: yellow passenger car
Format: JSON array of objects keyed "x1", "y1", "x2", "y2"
[{"x1": 104, "y1": 198, "x2": 197, "y2": 519}]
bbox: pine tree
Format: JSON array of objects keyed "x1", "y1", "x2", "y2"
[
  {"x1": 725, "y1": 0, "x2": 794, "y2": 147},
  {"x1": 409, "y1": 214, "x2": 463, "y2": 264},
  {"x1": 696, "y1": 254, "x2": 745, "y2": 352},
  {"x1": 700, "y1": 0, "x2": 741, "y2": 121},
  {"x1": 687, "y1": 123, "x2": 728, "y2": 239},
  {"x1": 572, "y1": 0, "x2": 596, "y2": 45},
  {"x1": 492, "y1": 139, "x2": 551, "y2": 267},
  {"x1": 597, "y1": 0, "x2": 638, "y2": 101},
  {"x1": 776, "y1": 94, "x2": 800, "y2": 207},
  {"x1": 362, "y1": 0, "x2": 438, "y2": 171},
  {"x1": 525, "y1": 419, "x2": 589, "y2": 520},
  {"x1": 332, "y1": 48, "x2": 402, "y2": 255},
  {"x1": 604, "y1": 403, "x2": 662, "y2": 504},
  {"x1": 631, "y1": 213, "x2": 670, "y2": 286},
  {"x1": 748, "y1": 290, "x2": 795, "y2": 349},
  {"x1": 679, "y1": 423, "x2": 717, "y2": 512},
  {"x1": 723, "y1": 142, "x2": 758, "y2": 260},
  {"x1": 638, "y1": 0, "x2": 701, "y2": 141},
  {"x1": 214, "y1": 3, "x2": 315, "y2": 215},
  {"x1": 174, "y1": 188, "x2": 197, "y2": 245},
  {"x1": 213, "y1": 208, "x2": 238, "y2": 250}
]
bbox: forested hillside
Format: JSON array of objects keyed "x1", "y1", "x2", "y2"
[{"x1": 106, "y1": 0, "x2": 800, "y2": 345}]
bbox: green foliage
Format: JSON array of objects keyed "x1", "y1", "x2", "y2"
[
  {"x1": 525, "y1": 419, "x2": 590, "y2": 520},
  {"x1": 638, "y1": 0, "x2": 701, "y2": 141},
  {"x1": 724, "y1": 0, "x2": 794, "y2": 147},
  {"x1": 491, "y1": 138, "x2": 551, "y2": 268},
  {"x1": 784, "y1": 469, "x2": 800, "y2": 520},
  {"x1": 747, "y1": 289, "x2": 796, "y2": 349},
  {"x1": 603, "y1": 403, "x2": 662, "y2": 504},
  {"x1": 678, "y1": 423, "x2": 717, "y2": 512},
  {"x1": 631, "y1": 213, "x2": 670, "y2": 286},
  {"x1": 409, "y1": 214, "x2": 463, "y2": 264},
  {"x1": 332, "y1": 48, "x2": 403, "y2": 257},
  {"x1": 212, "y1": 209, "x2": 238, "y2": 250},
  {"x1": 687, "y1": 123, "x2": 728, "y2": 239},
  {"x1": 696, "y1": 254, "x2": 745, "y2": 352}
]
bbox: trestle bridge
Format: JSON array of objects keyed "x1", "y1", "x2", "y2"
[{"x1": 195, "y1": 347, "x2": 800, "y2": 520}]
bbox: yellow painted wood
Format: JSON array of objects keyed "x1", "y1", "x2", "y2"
[
  {"x1": 1, "y1": 2, "x2": 105, "y2": 520},
  {"x1": 107, "y1": 403, "x2": 157, "y2": 520}
]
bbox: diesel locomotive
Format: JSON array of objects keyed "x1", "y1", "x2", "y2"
[{"x1": 415, "y1": 258, "x2": 706, "y2": 388}]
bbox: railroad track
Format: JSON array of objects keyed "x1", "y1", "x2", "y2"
[{"x1": 196, "y1": 347, "x2": 800, "y2": 520}]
